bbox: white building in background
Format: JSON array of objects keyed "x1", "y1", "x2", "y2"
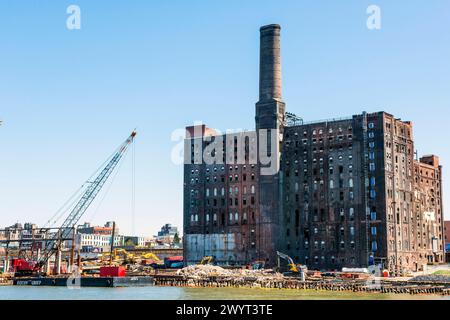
[{"x1": 76, "y1": 234, "x2": 124, "y2": 252}]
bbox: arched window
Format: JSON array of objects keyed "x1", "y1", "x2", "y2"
[
  {"x1": 251, "y1": 185, "x2": 255, "y2": 194},
  {"x1": 330, "y1": 179, "x2": 334, "y2": 189},
  {"x1": 348, "y1": 178, "x2": 353, "y2": 188}
]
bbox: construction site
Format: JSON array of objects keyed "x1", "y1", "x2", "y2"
[
  {"x1": 0, "y1": 129, "x2": 447, "y2": 296},
  {"x1": 0, "y1": 8, "x2": 449, "y2": 300},
  {"x1": 0, "y1": 130, "x2": 184, "y2": 286}
]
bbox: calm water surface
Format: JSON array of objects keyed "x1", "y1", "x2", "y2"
[{"x1": 0, "y1": 286, "x2": 449, "y2": 300}]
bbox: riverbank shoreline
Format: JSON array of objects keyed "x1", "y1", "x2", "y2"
[
  {"x1": 3, "y1": 272, "x2": 450, "y2": 297},
  {"x1": 152, "y1": 275, "x2": 450, "y2": 296},
  {"x1": 9, "y1": 275, "x2": 447, "y2": 296},
  {"x1": 1, "y1": 284, "x2": 449, "y2": 300}
]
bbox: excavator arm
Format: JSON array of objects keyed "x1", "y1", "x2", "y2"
[{"x1": 277, "y1": 251, "x2": 299, "y2": 272}]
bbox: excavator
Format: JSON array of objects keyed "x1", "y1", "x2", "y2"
[
  {"x1": 276, "y1": 251, "x2": 307, "y2": 280},
  {"x1": 101, "y1": 250, "x2": 163, "y2": 267},
  {"x1": 141, "y1": 253, "x2": 161, "y2": 261},
  {"x1": 140, "y1": 253, "x2": 164, "y2": 268},
  {"x1": 100, "y1": 249, "x2": 135, "y2": 265},
  {"x1": 198, "y1": 256, "x2": 215, "y2": 265}
]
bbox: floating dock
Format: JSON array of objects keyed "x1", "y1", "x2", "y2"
[{"x1": 13, "y1": 276, "x2": 155, "y2": 287}]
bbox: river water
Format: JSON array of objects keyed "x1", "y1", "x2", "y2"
[{"x1": 0, "y1": 286, "x2": 449, "y2": 300}]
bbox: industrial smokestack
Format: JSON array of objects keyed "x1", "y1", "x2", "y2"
[{"x1": 259, "y1": 24, "x2": 282, "y2": 102}]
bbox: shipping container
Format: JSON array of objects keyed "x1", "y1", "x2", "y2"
[{"x1": 100, "y1": 266, "x2": 126, "y2": 277}]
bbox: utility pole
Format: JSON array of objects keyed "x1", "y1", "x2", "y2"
[
  {"x1": 109, "y1": 222, "x2": 116, "y2": 266},
  {"x1": 69, "y1": 227, "x2": 76, "y2": 273},
  {"x1": 77, "y1": 247, "x2": 81, "y2": 269},
  {"x1": 4, "y1": 243, "x2": 9, "y2": 274}
]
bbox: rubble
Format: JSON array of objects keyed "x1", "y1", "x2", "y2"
[
  {"x1": 176, "y1": 265, "x2": 284, "y2": 282},
  {"x1": 409, "y1": 275, "x2": 450, "y2": 284}
]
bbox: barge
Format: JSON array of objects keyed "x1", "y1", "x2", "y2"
[{"x1": 13, "y1": 276, "x2": 155, "y2": 287}]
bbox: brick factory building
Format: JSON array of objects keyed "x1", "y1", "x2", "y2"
[
  {"x1": 444, "y1": 221, "x2": 450, "y2": 262},
  {"x1": 183, "y1": 24, "x2": 445, "y2": 274},
  {"x1": 445, "y1": 221, "x2": 450, "y2": 246}
]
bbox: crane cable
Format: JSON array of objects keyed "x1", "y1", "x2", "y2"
[
  {"x1": 42, "y1": 141, "x2": 124, "y2": 228},
  {"x1": 85, "y1": 143, "x2": 132, "y2": 224},
  {"x1": 43, "y1": 184, "x2": 85, "y2": 228},
  {"x1": 131, "y1": 138, "x2": 136, "y2": 235}
]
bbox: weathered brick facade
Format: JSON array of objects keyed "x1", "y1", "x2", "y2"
[
  {"x1": 183, "y1": 25, "x2": 445, "y2": 274},
  {"x1": 183, "y1": 126, "x2": 263, "y2": 265},
  {"x1": 281, "y1": 113, "x2": 445, "y2": 273},
  {"x1": 445, "y1": 221, "x2": 450, "y2": 246}
]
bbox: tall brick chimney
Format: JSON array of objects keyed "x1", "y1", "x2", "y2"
[
  {"x1": 259, "y1": 24, "x2": 282, "y2": 102},
  {"x1": 254, "y1": 24, "x2": 286, "y2": 267},
  {"x1": 255, "y1": 24, "x2": 285, "y2": 130}
]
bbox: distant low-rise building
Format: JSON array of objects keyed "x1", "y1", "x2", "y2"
[
  {"x1": 156, "y1": 224, "x2": 180, "y2": 246},
  {"x1": 76, "y1": 234, "x2": 123, "y2": 253},
  {"x1": 3, "y1": 223, "x2": 23, "y2": 249},
  {"x1": 75, "y1": 222, "x2": 149, "y2": 251},
  {"x1": 77, "y1": 221, "x2": 118, "y2": 235},
  {"x1": 122, "y1": 236, "x2": 146, "y2": 248}
]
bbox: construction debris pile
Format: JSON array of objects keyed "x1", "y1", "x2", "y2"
[
  {"x1": 161, "y1": 265, "x2": 450, "y2": 295},
  {"x1": 177, "y1": 265, "x2": 284, "y2": 283},
  {"x1": 0, "y1": 274, "x2": 12, "y2": 286},
  {"x1": 409, "y1": 274, "x2": 450, "y2": 284}
]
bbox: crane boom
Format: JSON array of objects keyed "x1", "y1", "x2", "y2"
[{"x1": 35, "y1": 130, "x2": 136, "y2": 271}]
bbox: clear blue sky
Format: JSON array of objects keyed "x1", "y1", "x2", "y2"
[{"x1": 0, "y1": 1, "x2": 449, "y2": 236}]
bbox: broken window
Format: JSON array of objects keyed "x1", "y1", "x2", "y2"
[
  {"x1": 371, "y1": 241, "x2": 378, "y2": 251},
  {"x1": 371, "y1": 227, "x2": 377, "y2": 236}
]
